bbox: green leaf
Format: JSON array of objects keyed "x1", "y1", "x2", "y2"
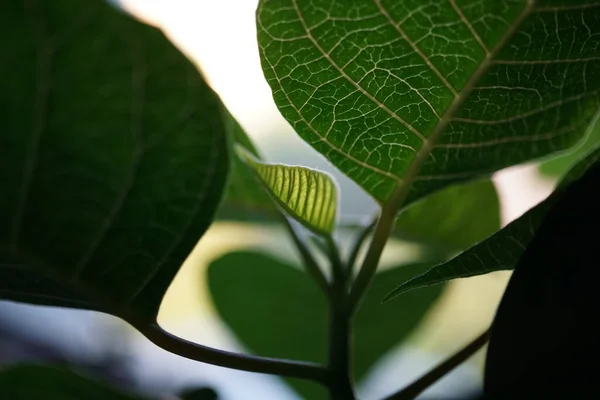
[
  {"x1": 0, "y1": 365, "x2": 144, "y2": 400},
  {"x1": 394, "y1": 178, "x2": 500, "y2": 252},
  {"x1": 236, "y1": 146, "x2": 339, "y2": 235},
  {"x1": 539, "y1": 113, "x2": 600, "y2": 178},
  {"x1": 208, "y1": 251, "x2": 443, "y2": 399},
  {"x1": 257, "y1": 0, "x2": 600, "y2": 207},
  {"x1": 385, "y1": 144, "x2": 600, "y2": 301},
  {"x1": 0, "y1": 0, "x2": 228, "y2": 320},
  {"x1": 216, "y1": 115, "x2": 278, "y2": 222}
]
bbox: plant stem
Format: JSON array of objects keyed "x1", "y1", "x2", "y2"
[
  {"x1": 139, "y1": 322, "x2": 329, "y2": 384},
  {"x1": 12, "y1": 245, "x2": 331, "y2": 385},
  {"x1": 383, "y1": 328, "x2": 491, "y2": 400},
  {"x1": 346, "y1": 216, "x2": 377, "y2": 276},
  {"x1": 281, "y1": 215, "x2": 330, "y2": 297},
  {"x1": 326, "y1": 235, "x2": 345, "y2": 284},
  {"x1": 348, "y1": 206, "x2": 397, "y2": 311},
  {"x1": 327, "y1": 292, "x2": 355, "y2": 399}
]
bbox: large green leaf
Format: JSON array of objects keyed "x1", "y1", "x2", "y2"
[
  {"x1": 394, "y1": 178, "x2": 500, "y2": 252},
  {"x1": 385, "y1": 145, "x2": 600, "y2": 301},
  {"x1": 237, "y1": 146, "x2": 339, "y2": 235},
  {"x1": 0, "y1": 0, "x2": 228, "y2": 320},
  {"x1": 0, "y1": 365, "x2": 144, "y2": 400},
  {"x1": 257, "y1": 0, "x2": 600, "y2": 208},
  {"x1": 208, "y1": 251, "x2": 443, "y2": 399}
]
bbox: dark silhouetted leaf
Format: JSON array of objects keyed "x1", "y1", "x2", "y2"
[
  {"x1": 0, "y1": 364, "x2": 144, "y2": 399},
  {"x1": 484, "y1": 151, "x2": 600, "y2": 398}
]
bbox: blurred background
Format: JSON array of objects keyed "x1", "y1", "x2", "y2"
[{"x1": 1, "y1": 0, "x2": 579, "y2": 399}]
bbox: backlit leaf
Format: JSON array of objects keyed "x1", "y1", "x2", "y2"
[
  {"x1": 236, "y1": 146, "x2": 338, "y2": 235},
  {"x1": 258, "y1": 0, "x2": 600, "y2": 209}
]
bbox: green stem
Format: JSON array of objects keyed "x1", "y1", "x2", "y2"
[
  {"x1": 346, "y1": 216, "x2": 377, "y2": 276},
  {"x1": 9, "y1": 247, "x2": 330, "y2": 384},
  {"x1": 326, "y1": 235, "x2": 345, "y2": 284},
  {"x1": 139, "y1": 322, "x2": 329, "y2": 384},
  {"x1": 327, "y1": 291, "x2": 355, "y2": 399},
  {"x1": 348, "y1": 206, "x2": 397, "y2": 311},
  {"x1": 383, "y1": 328, "x2": 491, "y2": 400},
  {"x1": 281, "y1": 216, "x2": 330, "y2": 297}
]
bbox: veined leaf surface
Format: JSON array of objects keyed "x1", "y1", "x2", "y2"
[
  {"x1": 0, "y1": 0, "x2": 228, "y2": 320},
  {"x1": 258, "y1": 0, "x2": 600, "y2": 206},
  {"x1": 385, "y1": 144, "x2": 600, "y2": 301},
  {"x1": 237, "y1": 146, "x2": 338, "y2": 235}
]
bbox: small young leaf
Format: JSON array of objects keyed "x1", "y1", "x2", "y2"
[
  {"x1": 484, "y1": 152, "x2": 600, "y2": 398},
  {"x1": 208, "y1": 251, "x2": 443, "y2": 399},
  {"x1": 0, "y1": 365, "x2": 145, "y2": 400},
  {"x1": 236, "y1": 146, "x2": 338, "y2": 235},
  {"x1": 385, "y1": 145, "x2": 600, "y2": 301}
]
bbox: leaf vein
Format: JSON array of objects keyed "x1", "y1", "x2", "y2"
[
  {"x1": 452, "y1": 90, "x2": 597, "y2": 125},
  {"x1": 291, "y1": 0, "x2": 427, "y2": 142},
  {"x1": 449, "y1": 0, "x2": 491, "y2": 55},
  {"x1": 372, "y1": 0, "x2": 458, "y2": 97}
]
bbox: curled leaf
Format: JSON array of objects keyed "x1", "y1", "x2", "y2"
[{"x1": 236, "y1": 145, "x2": 338, "y2": 235}]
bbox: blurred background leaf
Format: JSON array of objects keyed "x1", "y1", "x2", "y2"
[
  {"x1": 394, "y1": 179, "x2": 500, "y2": 254},
  {"x1": 386, "y1": 146, "x2": 600, "y2": 302},
  {"x1": 216, "y1": 115, "x2": 277, "y2": 223},
  {"x1": 539, "y1": 115, "x2": 600, "y2": 179},
  {"x1": 208, "y1": 251, "x2": 443, "y2": 399}
]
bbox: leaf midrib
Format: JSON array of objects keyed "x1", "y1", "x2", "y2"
[
  {"x1": 384, "y1": 0, "x2": 536, "y2": 211},
  {"x1": 281, "y1": 0, "x2": 536, "y2": 205}
]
